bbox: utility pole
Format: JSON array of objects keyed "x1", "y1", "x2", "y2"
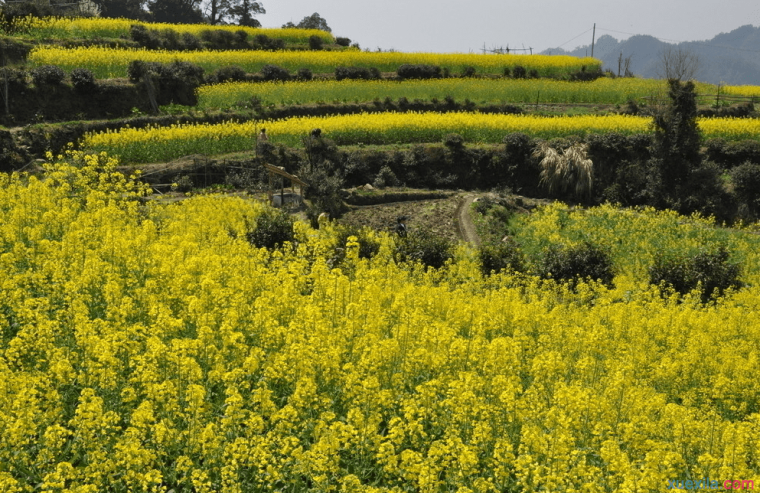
[{"x1": 591, "y1": 23, "x2": 596, "y2": 57}]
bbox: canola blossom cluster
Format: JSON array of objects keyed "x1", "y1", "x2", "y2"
[
  {"x1": 28, "y1": 45, "x2": 600, "y2": 79},
  {"x1": 81, "y1": 112, "x2": 760, "y2": 164},
  {"x1": 198, "y1": 78, "x2": 720, "y2": 109},
  {"x1": 3, "y1": 15, "x2": 334, "y2": 45},
  {"x1": 1, "y1": 154, "x2": 759, "y2": 492}
]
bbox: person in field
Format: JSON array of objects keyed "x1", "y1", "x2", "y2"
[{"x1": 395, "y1": 216, "x2": 408, "y2": 237}]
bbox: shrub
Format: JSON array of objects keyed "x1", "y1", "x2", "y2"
[
  {"x1": 649, "y1": 247, "x2": 741, "y2": 303},
  {"x1": 182, "y1": 32, "x2": 203, "y2": 50},
  {"x1": 730, "y1": 162, "x2": 760, "y2": 211},
  {"x1": 201, "y1": 29, "x2": 236, "y2": 50},
  {"x1": 512, "y1": 65, "x2": 527, "y2": 79},
  {"x1": 332, "y1": 224, "x2": 381, "y2": 264},
  {"x1": 130, "y1": 24, "x2": 160, "y2": 49},
  {"x1": 502, "y1": 132, "x2": 537, "y2": 191},
  {"x1": 260, "y1": 64, "x2": 291, "y2": 82},
  {"x1": 128, "y1": 60, "x2": 205, "y2": 105},
  {"x1": 246, "y1": 209, "x2": 295, "y2": 249},
  {"x1": 308, "y1": 35, "x2": 323, "y2": 50},
  {"x1": 207, "y1": 65, "x2": 247, "y2": 84},
  {"x1": 336, "y1": 37, "x2": 351, "y2": 47},
  {"x1": 296, "y1": 68, "x2": 313, "y2": 81},
  {"x1": 252, "y1": 34, "x2": 285, "y2": 50},
  {"x1": 70, "y1": 68, "x2": 96, "y2": 94},
  {"x1": 397, "y1": 64, "x2": 441, "y2": 80},
  {"x1": 443, "y1": 133, "x2": 465, "y2": 151},
  {"x1": 335, "y1": 66, "x2": 379, "y2": 81},
  {"x1": 31, "y1": 65, "x2": 66, "y2": 86},
  {"x1": 569, "y1": 66, "x2": 603, "y2": 81},
  {"x1": 479, "y1": 239, "x2": 524, "y2": 276},
  {"x1": 373, "y1": 165, "x2": 400, "y2": 188},
  {"x1": 528, "y1": 69, "x2": 539, "y2": 79},
  {"x1": 706, "y1": 138, "x2": 760, "y2": 169},
  {"x1": 535, "y1": 242, "x2": 614, "y2": 287},
  {"x1": 461, "y1": 66, "x2": 476, "y2": 77},
  {"x1": 395, "y1": 229, "x2": 453, "y2": 270},
  {"x1": 502, "y1": 67, "x2": 511, "y2": 78},
  {"x1": 0, "y1": 67, "x2": 27, "y2": 91}
]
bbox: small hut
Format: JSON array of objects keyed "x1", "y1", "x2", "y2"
[{"x1": 263, "y1": 163, "x2": 307, "y2": 207}]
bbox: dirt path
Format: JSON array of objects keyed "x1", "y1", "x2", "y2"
[{"x1": 456, "y1": 195, "x2": 480, "y2": 246}]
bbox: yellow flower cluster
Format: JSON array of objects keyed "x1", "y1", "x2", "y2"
[
  {"x1": 722, "y1": 85, "x2": 760, "y2": 98},
  {"x1": 29, "y1": 45, "x2": 600, "y2": 79},
  {"x1": 81, "y1": 112, "x2": 760, "y2": 163},
  {"x1": 198, "y1": 77, "x2": 719, "y2": 109},
  {"x1": 0, "y1": 153, "x2": 759, "y2": 491},
  {"x1": 6, "y1": 15, "x2": 333, "y2": 44}
]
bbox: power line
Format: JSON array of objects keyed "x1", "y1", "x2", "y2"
[
  {"x1": 553, "y1": 28, "x2": 593, "y2": 50},
  {"x1": 596, "y1": 27, "x2": 760, "y2": 54}
]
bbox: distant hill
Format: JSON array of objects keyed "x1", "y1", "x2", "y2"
[{"x1": 542, "y1": 25, "x2": 760, "y2": 85}]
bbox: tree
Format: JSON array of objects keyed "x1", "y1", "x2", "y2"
[
  {"x1": 202, "y1": 0, "x2": 232, "y2": 25},
  {"x1": 228, "y1": 0, "x2": 264, "y2": 27},
  {"x1": 95, "y1": 0, "x2": 146, "y2": 19},
  {"x1": 657, "y1": 46, "x2": 700, "y2": 81},
  {"x1": 650, "y1": 79, "x2": 701, "y2": 200},
  {"x1": 148, "y1": 0, "x2": 203, "y2": 23},
  {"x1": 282, "y1": 12, "x2": 331, "y2": 32}
]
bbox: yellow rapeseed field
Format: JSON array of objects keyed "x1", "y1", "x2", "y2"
[
  {"x1": 198, "y1": 77, "x2": 718, "y2": 109},
  {"x1": 5, "y1": 15, "x2": 334, "y2": 44},
  {"x1": 81, "y1": 112, "x2": 760, "y2": 163},
  {"x1": 722, "y1": 85, "x2": 760, "y2": 97},
  {"x1": 28, "y1": 45, "x2": 600, "y2": 79},
  {"x1": 0, "y1": 153, "x2": 758, "y2": 491}
]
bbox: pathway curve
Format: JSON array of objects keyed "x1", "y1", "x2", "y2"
[{"x1": 456, "y1": 194, "x2": 481, "y2": 246}]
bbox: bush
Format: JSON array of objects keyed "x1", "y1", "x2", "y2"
[
  {"x1": 336, "y1": 37, "x2": 351, "y2": 47},
  {"x1": 396, "y1": 64, "x2": 441, "y2": 80},
  {"x1": 207, "y1": 65, "x2": 247, "y2": 84},
  {"x1": 31, "y1": 65, "x2": 66, "y2": 86},
  {"x1": 130, "y1": 24, "x2": 161, "y2": 49},
  {"x1": 373, "y1": 165, "x2": 400, "y2": 189},
  {"x1": 535, "y1": 242, "x2": 614, "y2": 287},
  {"x1": 182, "y1": 31, "x2": 203, "y2": 50},
  {"x1": 296, "y1": 68, "x2": 313, "y2": 81},
  {"x1": 246, "y1": 209, "x2": 295, "y2": 249},
  {"x1": 70, "y1": 68, "x2": 96, "y2": 94},
  {"x1": 705, "y1": 138, "x2": 760, "y2": 169},
  {"x1": 649, "y1": 247, "x2": 741, "y2": 303},
  {"x1": 461, "y1": 65, "x2": 476, "y2": 77},
  {"x1": 395, "y1": 229, "x2": 453, "y2": 270},
  {"x1": 479, "y1": 239, "x2": 524, "y2": 275},
  {"x1": 569, "y1": 66, "x2": 603, "y2": 81},
  {"x1": 252, "y1": 34, "x2": 285, "y2": 50},
  {"x1": 127, "y1": 60, "x2": 205, "y2": 105},
  {"x1": 502, "y1": 132, "x2": 537, "y2": 192},
  {"x1": 730, "y1": 162, "x2": 760, "y2": 211},
  {"x1": 443, "y1": 133, "x2": 465, "y2": 151},
  {"x1": 331, "y1": 225, "x2": 381, "y2": 265},
  {"x1": 502, "y1": 67, "x2": 511, "y2": 78},
  {"x1": 200, "y1": 29, "x2": 236, "y2": 49},
  {"x1": 0, "y1": 67, "x2": 27, "y2": 91},
  {"x1": 260, "y1": 64, "x2": 291, "y2": 82},
  {"x1": 308, "y1": 35, "x2": 323, "y2": 50},
  {"x1": 335, "y1": 66, "x2": 379, "y2": 81},
  {"x1": 512, "y1": 66, "x2": 527, "y2": 79},
  {"x1": 131, "y1": 24, "x2": 204, "y2": 51},
  {"x1": 528, "y1": 69, "x2": 539, "y2": 79}
]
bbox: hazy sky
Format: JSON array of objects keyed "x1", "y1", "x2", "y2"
[{"x1": 261, "y1": 0, "x2": 760, "y2": 54}]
